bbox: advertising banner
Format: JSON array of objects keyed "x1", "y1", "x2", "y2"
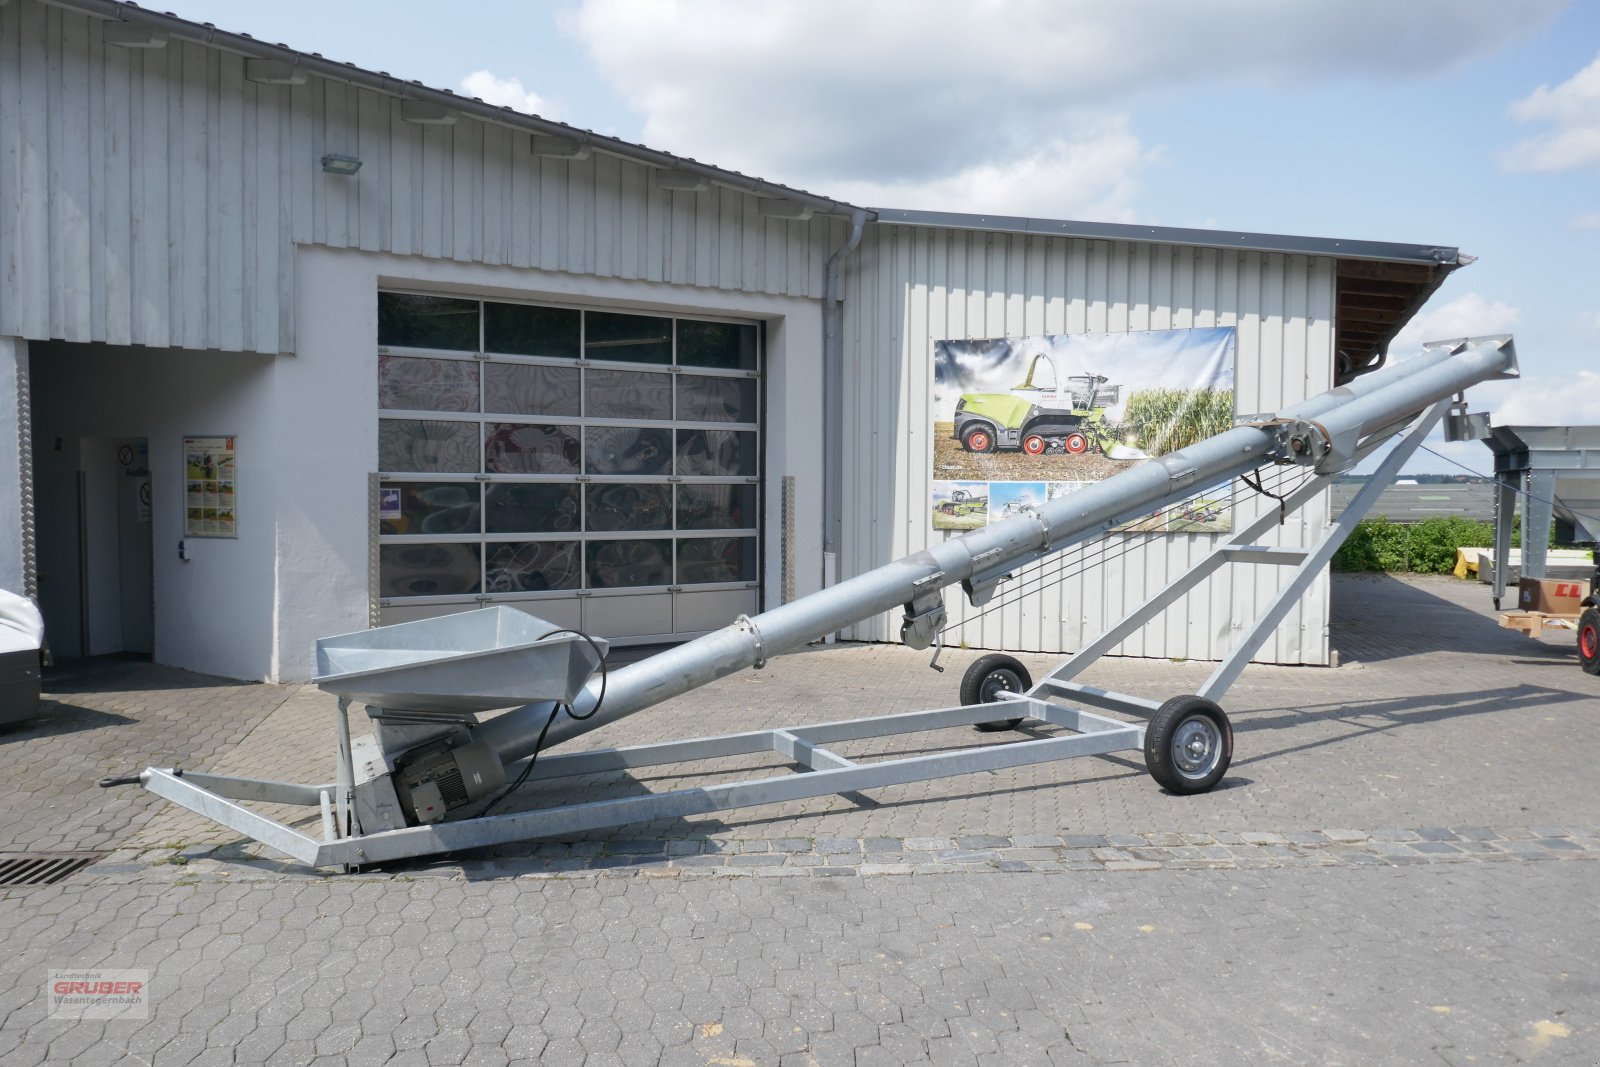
[{"x1": 931, "y1": 327, "x2": 1236, "y2": 533}]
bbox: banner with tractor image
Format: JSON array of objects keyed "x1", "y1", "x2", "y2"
[{"x1": 931, "y1": 327, "x2": 1236, "y2": 534}]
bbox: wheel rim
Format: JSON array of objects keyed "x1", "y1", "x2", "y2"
[
  {"x1": 1065, "y1": 433, "x2": 1087, "y2": 454},
  {"x1": 1171, "y1": 714, "x2": 1223, "y2": 779},
  {"x1": 1023, "y1": 435, "x2": 1045, "y2": 455},
  {"x1": 981, "y1": 669, "x2": 1021, "y2": 702},
  {"x1": 1583, "y1": 623, "x2": 1598, "y2": 659},
  {"x1": 969, "y1": 431, "x2": 990, "y2": 451}
]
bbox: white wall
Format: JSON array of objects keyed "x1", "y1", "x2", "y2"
[
  {"x1": 30, "y1": 342, "x2": 277, "y2": 679},
  {"x1": 840, "y1": 226, "x2": 1337, "y2": 665},
  {"x1": 280, "y1": 246, "x2": 827, "y2": 680}
]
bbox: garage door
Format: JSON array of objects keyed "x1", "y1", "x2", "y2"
[{"x1": 374, "y1": 291, "x2": 761, "y2": 645}]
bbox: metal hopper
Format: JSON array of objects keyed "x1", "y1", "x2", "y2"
[{"x1": 313, "y1": 607, "x2": 607, "y2": 714}]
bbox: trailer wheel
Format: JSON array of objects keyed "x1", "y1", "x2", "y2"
[
  {"x1": 961, "y1": 653, "x2": 1030, "y2": 731},
  {"x1": 1021, "y1": 434, "x2": 1047, "y2": 456},
  {"x1": 1064, "y1": 432, "x2": 1088, "y2": 454},
  {"x1": 1580, "y1": 608, "x2": 1600, "y2": 675},
  {"x1": 962, "y1": 427, "x2": 995, "y2": 453},
  {"x1": 1144, "y1": 695, "x2": 1232, "y2": 794}
]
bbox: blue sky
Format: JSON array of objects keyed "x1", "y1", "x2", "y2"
[{"x1": 166, "y1": 1, "x2": 1600, "y2": 473}]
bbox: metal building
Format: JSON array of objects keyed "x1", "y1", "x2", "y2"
[{"x1": 0, "y1": 0, "x2": 1467, "y2": 680}]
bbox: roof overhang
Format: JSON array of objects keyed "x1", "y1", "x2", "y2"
[{"x1": 874, "y1": 209, "x2": 1470, "y2": 384}]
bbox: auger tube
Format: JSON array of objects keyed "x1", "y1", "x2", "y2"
[{"x1": 472, "y1": 336, "x2": 1517, "y2": 766}]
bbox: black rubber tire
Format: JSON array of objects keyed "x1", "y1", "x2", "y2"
[
  {"x1": 960, "y1": 653, "x2": 1030, "y2": 731},
  {"x1": 1579, "y1": 607, "x2": 1600, "y2": 676},
  {"x1": 1144, "y1": 695, "x2": 1232, "y2": 794},
  {"x1": 962, "y1": 426, "x2": 996, "y2": 453}
]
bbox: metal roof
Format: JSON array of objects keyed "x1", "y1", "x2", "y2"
[
  {"x1": 64, "y1": 0, "x2": 861, "y2": 217},
  {"x1": 871, "y1": 208, "x2": 1467, "y2": 266}
]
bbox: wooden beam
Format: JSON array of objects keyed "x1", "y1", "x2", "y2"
[{"x1": 1337, "y1": 260, "x2": 1440, "y2": 284}]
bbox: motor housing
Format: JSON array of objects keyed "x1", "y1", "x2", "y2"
[{"x1": 394, "y1": 740, "x2": 505, "y2": 824}]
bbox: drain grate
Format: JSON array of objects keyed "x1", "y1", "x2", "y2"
[{"x1": 0, "y1": 852, "x2": 103, "y2": 887}]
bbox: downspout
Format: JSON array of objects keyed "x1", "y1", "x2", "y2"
[{"x1": 821, "y1": 208, "x2": 870, "y2": 601}]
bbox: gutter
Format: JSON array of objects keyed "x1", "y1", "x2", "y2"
[{"x1": 821, "y1": 208, "x2": 870, "y2": 581}]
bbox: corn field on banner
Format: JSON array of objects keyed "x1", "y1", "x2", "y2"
[{"x1": 931, "y1": 327, "x2": 1236, "y2": 534}]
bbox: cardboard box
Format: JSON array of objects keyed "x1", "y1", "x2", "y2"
[{"x1": 1517, "y1": 577, "x2": 1586, "y2": 615}]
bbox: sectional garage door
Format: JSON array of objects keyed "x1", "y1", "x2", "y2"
[{"x1": 374, "y1": 291, "x2": 761, "y2": 644}]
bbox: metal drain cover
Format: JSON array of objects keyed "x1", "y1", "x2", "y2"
[{"x1": 0, "y1": 852, "x2": 102, "y2": 887}]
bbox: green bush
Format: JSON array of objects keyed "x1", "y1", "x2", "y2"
[{"x1": 1331, "y1": 513, "x2": 1556, "y2": 574}]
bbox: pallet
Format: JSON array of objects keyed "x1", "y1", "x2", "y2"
[{"x1": 1498, "y1": 610, "x2": 1579, "y2": 638}]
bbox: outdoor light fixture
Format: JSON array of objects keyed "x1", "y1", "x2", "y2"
[
  {"x1": 103, "y1": 23, "x2": 167, "y2": 48},
  {"x1": 400, "y1": 101, "x2": 458, "y2": 125},
  {"x1": 654, "y1": 169, "x2": 710, "y2": 193},
  {"x1": 758, "y1": 199, "x2": 814, "y2": 221},
  {"x1": 320, "y1": 154, "x2": 362, "y2": 176},
  {"x1": 530, "y1": 135, "x2": 591, "y2": 160},
  {"x1": 244, "y1": 59, "x2": 307, "y2": 85}
]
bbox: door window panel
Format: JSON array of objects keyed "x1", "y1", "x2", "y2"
[
  {"x1": 585, "y1": 426, "x2": 673, "y2": 476},
  {"x1": 379, "y1": 293, "x2": 480, "y2": 351},
  {"x1": 379, "y1": 543, "x2": 481, "y2": 597},
  {"x1": 484, "y1": 362, "x2": 580, "y2": 417},
  {"x1": 379, "y1": 355, "x2": 479, "y2": 412},
  {"x1": 676, "y1": 484, "x2": 757, "y2": 531},
  {"x1": 380, "y1": 482, "x2": 481, "y2": 536},
  {"x1": 587, "y1": 369, "x2": 672, "y2": 420},
  {"x1": 484, "y1": 483, "x2": 581, "y2": 534},
  {"x1": 585, "y1": 311, "x2": 672, "y2": 364},
  {"x1": 379, "y1": 419, "x2": 480, "y2": 473},
  {"x1": 485, "y1": 541, "x2": 581, "y2": 593},
  {"x1": 677, "y1": 537, "x2": 756, "y2": 585},
  {"x1": 484, "y1": 302, "x2": 580, "y2": 358},
  {"x1": 676, "y1": 375, "x2": 756, "y2": 423},
  {"x1": 587, "y1": 539, "x2": 672, "y2": 589},
  {"x1": 485, "y1": 423, "x2": 581, "y2": 474},
  {"x1": 587, "y1": 484, "x2": 671, "y2": 532},
  {"x1": 676, "y1": 429, "x2": 757, "y2": 476},
  {"x1": 677, "y1": 320, "x2": 757, "y2": 370}
]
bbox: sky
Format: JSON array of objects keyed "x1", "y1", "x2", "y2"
[{"x1": 162, "y1": 0, "x2": 1600, "y2": 474}]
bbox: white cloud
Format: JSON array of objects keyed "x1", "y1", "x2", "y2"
[
  {"x1": 1574, "y1": 212, "x2": 1600, "y2": 230},
  {"x1": 564, "y1": 0, "x2": 1558, "y2": 214},
  {"x1": 1504, "y1": 52, "x2": 1600, "y2": 172},
  {"x1": 822, "y1": 119, "x2": 1162, "y2": 220},
  {"x1": 460, "y1": 70, "x2": 553, "y2": 118},
  {"x1": 1391, "y1": 292, "x2": 1521, "y2": 351},
  {"x1": 1493, "y1": 369, "x2": 1600, "y2": 426}
]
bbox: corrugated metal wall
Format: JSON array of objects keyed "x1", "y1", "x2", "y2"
[
  {"x1": 0, "y1": 0, "x2": 841, "y2": 355},
  {"x1": 839, "y1": 224, "x2": 1338, "y2": 665}
]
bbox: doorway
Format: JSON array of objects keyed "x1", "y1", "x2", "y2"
[{"x1": 35, "y1": 437, "x2": 153, "y2": 659}]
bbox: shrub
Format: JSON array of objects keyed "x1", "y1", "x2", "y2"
[{"x1": 1333, "y1": 514, "x2": 1514, "y2": 574}]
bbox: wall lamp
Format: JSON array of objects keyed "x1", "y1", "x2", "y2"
[{"x1": 320, "y1": 154, "x2": 363, "y2": 177}]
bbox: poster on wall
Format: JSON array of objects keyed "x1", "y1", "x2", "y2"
[
  {"x1": 931, "y1": 327, "x2": 1236, "y2": 534},
  {"x1": 183, "y1": 435, "x2": 238, "y2": 538}
]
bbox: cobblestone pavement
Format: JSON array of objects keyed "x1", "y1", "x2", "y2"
[
  {"x1": 1, "y1": 573, "x2": 1596, "y2": 1064},
  {"x1": 0, "y1": 660, "x2": 293, "y2": 852}
]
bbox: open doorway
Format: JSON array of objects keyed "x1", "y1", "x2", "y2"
[{"x1": 35, "y1": 437, "x2": 153, "y2": 659}]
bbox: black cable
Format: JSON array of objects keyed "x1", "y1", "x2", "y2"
[{"x1": 478, "y1": 626, "x2": 609, "y2": 816}]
